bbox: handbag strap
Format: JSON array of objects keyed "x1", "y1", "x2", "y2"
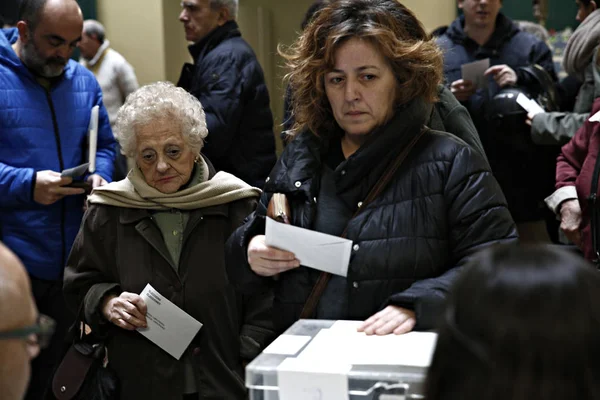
[{"x1": 299, "y1": 127, "x2": 428, "y2": 319}]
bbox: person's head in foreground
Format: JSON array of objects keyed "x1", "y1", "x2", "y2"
[
  {"x1": 115, "y1": 81, "x2": 208, "y2": 193},
  {"x1": 0, "y1": 242, "x2": 53, "y2": 400},
  {"x1": 281, "y1": 0, "x2": 442, "y2": 142},
  {"x1": 426, "y1": 244, "x2": 600, "y2": 400}
]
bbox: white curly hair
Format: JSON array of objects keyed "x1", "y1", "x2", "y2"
[{"x1": 115, "y1": 81, "x2": 208, "y2": 157}]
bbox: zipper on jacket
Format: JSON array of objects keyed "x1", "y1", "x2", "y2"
[{"x1": 44, "y1": 89, "x2": 67, "y2": 270}]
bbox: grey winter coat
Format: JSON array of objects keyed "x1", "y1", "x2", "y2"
[{"x1": 531, "y1": 47, "x2": 600, "y2": 145}]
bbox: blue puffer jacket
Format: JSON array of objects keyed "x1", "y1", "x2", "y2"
[
  {"x1": 437, "y1": 14, "x2": 558, "y2": 222},
  {"x1": 0, "y1": 28, "x2": 115, "y2": 280}
]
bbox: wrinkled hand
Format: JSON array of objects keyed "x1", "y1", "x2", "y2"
[
  {"x1": 484, "y1": 64, "x2": 517, "y2": 87},
  {"x1": 560, "y1": 199, "x2": 582, "y2": 247},
  {"x1": 247, "y1": 235, "x2": 300, "y2": 277},
  {"x1": 101, "y1": 292, "x2": 148, "y2": 331},
  {"x1": 450, "y1": 79, "x2": 476, "y2": 102},
  {"x1": 34, "y1": 170, "x2": 85, "y2": 205},
  {"x1": 357, "y1": 305, "x2": 416, "y2": 336},
  {"x1": 87, "y1": 173, "x2": 108, "y2": 189}
]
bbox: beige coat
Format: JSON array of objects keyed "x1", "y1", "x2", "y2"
[{"x1": 80, "y1": 41, "x2": 139, "y2": 129}]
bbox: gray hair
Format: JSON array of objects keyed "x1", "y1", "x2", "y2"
[
  {"x1": 83, "y1": 19, "x2": 106, "y2": 43},
  {"x1": 115, "y1": 82, "x2": 208, "y2": 157},
  {"x1": 211, "y1": 0, "x2": 238, "y2": 19}
]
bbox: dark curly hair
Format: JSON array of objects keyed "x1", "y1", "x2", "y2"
[{"x1": 279, "y1": 0, "x2": 443, "y2": 137}]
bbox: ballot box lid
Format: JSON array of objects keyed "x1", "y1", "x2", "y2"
[{"x1": 245, "y1": 319, "x2": 437, "y2": 400}]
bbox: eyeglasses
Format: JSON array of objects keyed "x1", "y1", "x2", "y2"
[{"x1": 0, "y1": 314, "x2": 56, "y2": 349}]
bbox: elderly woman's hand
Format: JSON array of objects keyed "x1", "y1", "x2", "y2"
[
  {"x1": 560, "y1": 199, "x2": 583, "y2": 247},
  {"x1": 102, "y1": 292, "x2": 148, "y2": 330},
  {"x1": 357, "y1": 305, "x2": 416, "y2": 335},
  {"x1": 247, "y1": 235, "x2": 300, "y2": 277}
]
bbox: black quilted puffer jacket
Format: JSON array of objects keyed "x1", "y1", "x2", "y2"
[{"x1": 226, "y1": 98, "x2": 517, "y2": 334}]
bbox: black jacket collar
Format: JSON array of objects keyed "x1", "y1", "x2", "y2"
[
  {"x1": 187, "y1": 20, "x2": 241, "y2": 61},
  {"x1": 266, "y1": 98, "x2": 432, "y2": 209},
  {"x1": 446, "y1": 13, "x2": 519, "y2": 51}
]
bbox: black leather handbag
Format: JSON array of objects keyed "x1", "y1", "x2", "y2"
[{"x1": 50, "y1": 318, "x2": 119, "y2": 400}]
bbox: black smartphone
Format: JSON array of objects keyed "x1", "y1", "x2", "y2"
[{"x1": 61, "y1": 163, "x2": 92, "y2": 194}]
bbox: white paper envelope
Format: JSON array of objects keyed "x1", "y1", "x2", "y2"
[
  {"x1": 138, "y1": 284, "x2": 203, "y2": 360},
  {"x1": 516, "y1": 93, "x2": 545, "y2": 115},
  {"x1": 461, "y1": 58, "x2": 490, "y2": 89},
  {"x1": 265, "y1": 218, "x2": 353, "y2": 277},
  {"x1": 589, "y1": 110, "x2": 600, "y2": 122}
]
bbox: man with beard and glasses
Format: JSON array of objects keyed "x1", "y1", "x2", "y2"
[{"x1": 0, "y1": 0, "x2": 115, "y2": 398}]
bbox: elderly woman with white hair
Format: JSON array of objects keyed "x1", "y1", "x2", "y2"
[{"x1": 63, "y1": 82, "x2": 273, "y2": 400}]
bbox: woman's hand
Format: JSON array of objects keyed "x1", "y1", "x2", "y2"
[
  {"x1": 247, "y1": 235, "x2": 300, "y2": 277},
  {"x1": 560, "y1": 199, "x2": 583, "y2": 247},
  {"x1": 357, "y1": 305, "x2": 416, "y2": 335},
  {"x1": 101, "y1": 292, "x2": 148, "y2": 330}
]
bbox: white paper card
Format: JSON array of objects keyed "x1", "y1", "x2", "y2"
[
  {"x1": 265, "y1": 217, "x2": 353, "y2": 277},
  {"x1": 263, "y1": 334, "x2": 311, "y2": 356},
  {"x1": 329, "y1": 320, "x2": 363, "y2": 331},
  {"x1": 297, "y1": 328, "x2": 437, "y2": 367},
  {"x1": 516, "y1": 93, "x2": 545, "y2": 115},
  {"x1": 138, "y1": 284, "x2": 203, "y2": 360},
  {"x1": 461, "y1": 58, "x2": 490, "y2": 89},
  {"x1": 88, "y1": 105, "x2": 99, "y2": 173},
  {"x1": 589, "y1": 110, "x2": 600, "y2": 122},
  {"x1": 277, "y1": 357, "x2": 351, "y2": 400}
]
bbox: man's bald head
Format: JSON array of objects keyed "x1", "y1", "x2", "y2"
[
  {"x1": 0, "y1": 242, "x2": 38, "y2": 400},
  {"x1": 0, "y1": 243, "x2": 36, "y2": 331},
  {"x1": 16, "y1": 0, "x2": 82, "y2": 77},
  {"x1": 18, "y1": 0, "x2": 82, "y2": 32}
]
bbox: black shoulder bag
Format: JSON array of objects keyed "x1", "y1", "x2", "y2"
[{"x1": 50, "y1": 305, "x2": 119, "y2": 400}]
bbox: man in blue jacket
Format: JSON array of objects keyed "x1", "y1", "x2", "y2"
[
  {"x1": 0, "y1": 0, "x2": 115, "y2": 397},
  {"x1": 437, "y1": 0, "x2": 557, "y2": 242},
  {"x1": 177, "y1": 0, "x2": 276, "y2": 188}
]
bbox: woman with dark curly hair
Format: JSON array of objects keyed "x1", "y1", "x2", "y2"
[
  {"x1": 426, "y1": 244, "x2": 600, "y2": 400},
  {"x1": 226, "y1": 0, "x2": 516, "y2": 335}
]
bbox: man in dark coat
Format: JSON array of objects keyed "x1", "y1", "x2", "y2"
[
  {"x1": 177, "y1": 0, "x2": 276, "y2": 188},
  {"x1": 437, "y1": 0, "x2": 558, "y2": 241}
]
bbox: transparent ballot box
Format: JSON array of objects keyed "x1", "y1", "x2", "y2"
[{"x1": 245, "y1": 319, "x2": 437, "y2": 400}]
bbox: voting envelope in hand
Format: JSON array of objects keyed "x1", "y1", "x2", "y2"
[
  {"x1": 265, "y1": 217, "x2": 353, "y2": 277},
  {"x1": 461, "y1": 58, "x2": 490, "y2": 89},
  {"x1": 138, "y1": 284, "x2": 203, "y2": 360}
]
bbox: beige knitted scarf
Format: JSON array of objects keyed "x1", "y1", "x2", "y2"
[
  {"x1": 563, "y1": 9, "x2": 600, "y2": 81},
  {"x1": 88, "y1": 158, "x2": 261, "y2": 210}
]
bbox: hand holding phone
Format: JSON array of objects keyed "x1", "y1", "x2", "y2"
[
  {"x1": 33, "y1": 171, "x2": 86, "y2": 205},
  {"x1": 61, "y1": 163, "x2": 92, "y2": 194}
]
